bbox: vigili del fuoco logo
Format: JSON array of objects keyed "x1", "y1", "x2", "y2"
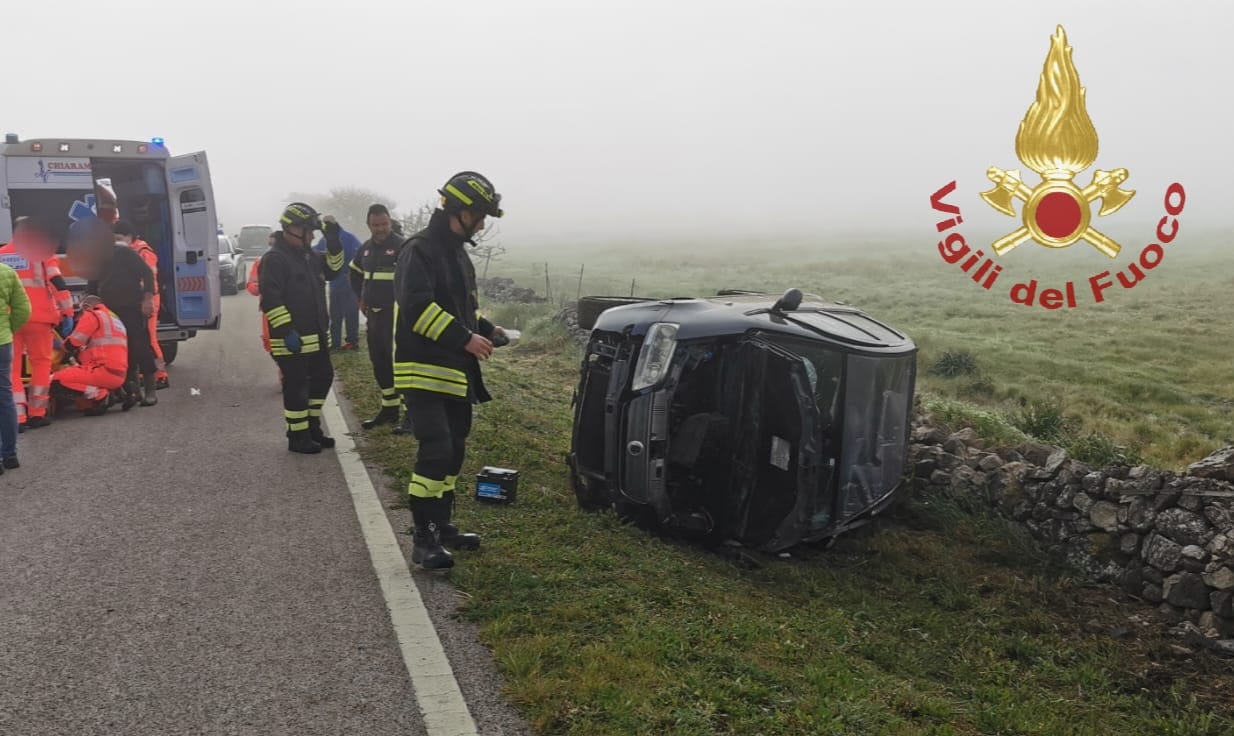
[{"x1": 929, "y1": 26, "x2": 1186, "y2": 309}]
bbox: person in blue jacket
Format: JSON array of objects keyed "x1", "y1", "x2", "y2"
[{"x1": 314, "y1": 221, "x2": 363, "y2": 350}]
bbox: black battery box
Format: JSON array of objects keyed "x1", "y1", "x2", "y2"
[{"x1": 475, "y1": 467, "x2": 518, "y2": 504}]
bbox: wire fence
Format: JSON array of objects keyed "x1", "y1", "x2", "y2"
[{"x1": 486, "y1": 260, "x2": 647, "y2": 308}]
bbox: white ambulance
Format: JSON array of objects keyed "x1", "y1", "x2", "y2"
[{"x1": 0, "y1": 135, "x2": 222, "y2": 364}]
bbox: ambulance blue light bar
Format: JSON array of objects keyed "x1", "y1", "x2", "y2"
[{"x1": 152, "y1": 137, "x2": 165, "y2": 147}]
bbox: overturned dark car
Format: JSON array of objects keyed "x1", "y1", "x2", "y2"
[{"x1": 568, "y1": 289, "x2": 918, "y2": 553}]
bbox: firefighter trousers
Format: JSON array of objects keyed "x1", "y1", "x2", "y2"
[
  {"x1": 10, "y1": 321, "x2": 54, "y2": 422},
  {"x1": 406, "y1": 393, "x2": 472, "y2": 498},
  {"x1": 274, "y1": 350, "x2": 334, "y2": 433},
  {"x1": 365, "y1": 307, "x2": 399, "y2": 409}
]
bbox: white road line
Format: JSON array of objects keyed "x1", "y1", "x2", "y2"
[{"x1": 323, "y1": 389, "x2": 479, "y2": 736}]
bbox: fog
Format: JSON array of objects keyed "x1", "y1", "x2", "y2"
[{"x1": 6, "y1": 0, "x2": 1231, "y2": 247}]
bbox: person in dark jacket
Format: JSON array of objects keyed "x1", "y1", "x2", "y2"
[
  {"x1": 67, "y1": 216, "x2": 156, "y2": 409},
  {"x1": 259, "y1": 202, "x2": 345, "y2": 454},
  {"x1": 393, "y1": 171, "x2": 506, "y2": 571},
  {"x1": 350, "y1": 203, "x2": 409, "y2": 432}
]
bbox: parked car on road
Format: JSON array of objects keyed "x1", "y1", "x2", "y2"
[
  {"x1": 234, "y1": 224, "x2": 272, "y2": 260},
  {"x1": 568, "y1": 289, "x2": 918, "y2": 553},
  {"x1": 217, "y1": 234, "x2": 243, "y2": 295}
]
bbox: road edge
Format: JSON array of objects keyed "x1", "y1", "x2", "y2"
[{"x1": 322, "y1": 387, "x2": 479, "y2": 736}]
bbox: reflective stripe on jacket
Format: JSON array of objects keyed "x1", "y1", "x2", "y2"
[
  {"x1": 0, "y1": 243, "x2": 72, "y2": 323},
  {"x1": 392, "y1": 210, "x2": 495, "y2": 403},
  {"x1": 258, "y1": 233, "x2": 344, "y2": 347},
  {"x1": 349, "y1": 235, "x2": 404, "y2": 310},
  {"x1": 68, "y1": 304, "x2": 129, "y2": 375}
]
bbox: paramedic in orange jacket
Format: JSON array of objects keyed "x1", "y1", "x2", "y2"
[
  {"x1": 51, "y1": 296, "x2": 131, "y2": 411},
  {"x1": 0, "y1": 218, "x2": 75, "y2": 429},
  {"x1": 113, "y1": 221, "x2": 169, "y2": 389}
]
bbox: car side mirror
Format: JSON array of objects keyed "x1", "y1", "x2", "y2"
[{"x1": 772, "y1": 288, "x2": 803, "y2": 313}]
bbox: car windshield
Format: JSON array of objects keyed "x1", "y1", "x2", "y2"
[{"x1": 218, "y1": 236, "x2": 233, "y2": 255}]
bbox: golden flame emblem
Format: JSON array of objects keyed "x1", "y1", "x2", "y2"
[{"x1": 981, "y1": 26, "x2": 1135, "y2": 258}]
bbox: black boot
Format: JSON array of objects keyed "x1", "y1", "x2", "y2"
[
  {"x1": 140, "y1": 375, "x2": 158, "y2": 406},
  {"x1": 439, "y1": 490, "x2": 481, "y2": 550},
  {"x1": 392, "y1": 411, "x2": 415, "y2": 436},
  {"x1": 361, "y1": 405, "x2": 400, "y2": 430},
  {"x1": 410, "y1": 496, "x2": 454, "y2": 571},
  {"x1": 288, "y1": 429, "x2": 322, "y2": 454},
  {"x1": 120, "y1": 381, "x2": 139, "y2": 412},
  {"x1": 308, "y1": 417, "x2": 335, "y2": 449}
]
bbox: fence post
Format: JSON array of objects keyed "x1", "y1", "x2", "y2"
[
  {"x1": 577, "y1": 264, "x2": 585, "y2": 301},
  {"x1": 630, "y1": 279, "x2": 636, "y2": 297}
]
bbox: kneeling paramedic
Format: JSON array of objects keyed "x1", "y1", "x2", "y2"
[
  {"x1": 393, "y1": 171, "x2": 506, "y2": 571},
  {"x1": 259, "y1": 203, "x2": 345, "y2": 454},
  {"x1": 52, "y1": 296, "x2": 130, "y2": 413}
]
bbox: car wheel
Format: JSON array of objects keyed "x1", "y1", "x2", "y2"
[
  {"x1": 576, "y1": 296, "x2": 655, "y2": 331},
  {"x1": 160, "y1": 341, "x2": 178, "y2": 365}
]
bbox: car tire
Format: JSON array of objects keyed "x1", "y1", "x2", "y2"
[
  {"x1": 576, "y1": 296, "x2": 655, "y2": 331},
  {"x1": 160, "y1": 341, "x2": 178, "y2": 366}
]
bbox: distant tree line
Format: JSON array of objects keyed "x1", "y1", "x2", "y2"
[{"x1": 286, "y1": 185, "x2": 503, "y2": 274}]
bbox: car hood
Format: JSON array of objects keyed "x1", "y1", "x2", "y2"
[{"x1": 592, "y1": 295, "x2": 915, "y2": 354}]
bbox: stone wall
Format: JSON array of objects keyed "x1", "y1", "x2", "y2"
[
  {"x1": 909, "y1": 417, "x2": 1234, "y2": 647},
  {"x1": 555, "y1": 304, "x2": 591, "y2": 346},
  {"x1": 478, "y1": 277, "x2": 546, "y2": 304}
]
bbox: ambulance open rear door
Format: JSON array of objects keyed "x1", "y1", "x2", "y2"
[{"x1": 166, "y1": 151, "x2": 221, "y2": 329}]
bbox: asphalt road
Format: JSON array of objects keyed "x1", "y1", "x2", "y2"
[{"x1": 0, "y1": 293, "x2": 530, "y2": 736}]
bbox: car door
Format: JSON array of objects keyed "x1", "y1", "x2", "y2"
[{"x1": 166, "y1": 152, "x2": 220, "y2": 328}]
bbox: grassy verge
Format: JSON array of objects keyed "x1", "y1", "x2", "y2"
[{"x1": 333, "y1": 304, "x2": 1234, "y2": 736}]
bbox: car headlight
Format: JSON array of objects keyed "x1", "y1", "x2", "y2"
[{"x1": 630, "y1": 322, "x2": 679, "y2": 391}]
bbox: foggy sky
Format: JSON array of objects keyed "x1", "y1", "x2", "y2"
[{"x1": 6, "y1": 0, "x2": 1231, "y2": 246}]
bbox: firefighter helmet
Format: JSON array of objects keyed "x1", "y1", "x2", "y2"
[
  {"x1": 439, "y1": 172, "x2": 503, "y2": 218},
  {"x1": 279, "y1": 202, "x2": 322, "y2": 231}
]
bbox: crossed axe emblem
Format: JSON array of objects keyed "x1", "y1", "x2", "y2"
[{"x1": 981, "y1": 167, "x2": 1136, "y2": 258}]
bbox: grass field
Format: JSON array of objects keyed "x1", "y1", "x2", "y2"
[{"x1": 333, "y1": 232, "x2": 1234, "y2": 734}]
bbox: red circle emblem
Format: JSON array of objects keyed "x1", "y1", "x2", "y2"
[{"x1": 1035, "y1": 191, "x2": 1083, "y2": 239}]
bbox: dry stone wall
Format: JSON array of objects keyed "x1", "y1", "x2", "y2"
[
  {"x1": 910, "y1": 416, "x2": 1234, "y2": 647},
  {"x1": 477, "y1": 277, "x2": 547, "y2": 304}
]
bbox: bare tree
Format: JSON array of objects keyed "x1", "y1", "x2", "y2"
[
  {"x1": 286, "y1": 186, "x2": 397, "y2": 236},
  {"x1": 471, "y1": 222, "x2": 505, "y2": 279},
  {"x1": 398, "y1": 201, "x2": 435, "y2": 237}
]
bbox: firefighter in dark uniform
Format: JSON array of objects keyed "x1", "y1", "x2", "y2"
[
  {"x1": 393, "y1": 171, "x2": 505, "y2": 571},
  {"x1": 349, "y1": 203, "x2": 410, "y2": 432},
  {"x1": 259, "y1": 202, "x2": 345, "y2": 454}
]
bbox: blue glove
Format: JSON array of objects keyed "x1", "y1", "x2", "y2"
[
  {"x1": 58, "y1": 316, "x2": 75, "y2": 339},
  {"x1": 284, "y1": 331, "x2": 302, "y2": 354}
]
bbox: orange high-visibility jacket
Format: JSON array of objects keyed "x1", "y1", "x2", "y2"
[
  {"x1": 246, "y1": 257, "x2": 261, "y2": 297},
  {"x1": 0, "y1": 243, "x2": 73, "y2": 324},
  {"x1": 67, "y1": 304, "x2": 129, "y2": 375},
  {"x1": 129, "y1": 239, "x2": 159, "y2": 295}
]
